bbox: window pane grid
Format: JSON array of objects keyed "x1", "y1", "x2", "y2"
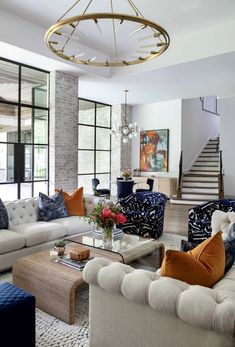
[
  {"x1": 78, "y1": 98, "x2": 111, "y2": 194},
  {"x1": 0, "y1": 57, "x2": 49, "y2": 199}
]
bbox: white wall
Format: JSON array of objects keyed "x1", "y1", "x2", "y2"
[
  {"x1": 131, "y1": 99, "x2": 182, "y2": 176},
  {"x1": 181, "y1": 98, "x2": 220, "y2": 170},
  {"x1": 219, "y1": 97, "x2": 235, "y2": 197}
]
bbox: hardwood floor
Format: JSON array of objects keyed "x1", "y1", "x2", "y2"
[{"x1": 164, "y1": 202, "x2": 190, "y2": 237}]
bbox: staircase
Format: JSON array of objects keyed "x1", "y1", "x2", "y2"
[{"x1": 171, "y1": 138, "x2": 221, "y2": 205}]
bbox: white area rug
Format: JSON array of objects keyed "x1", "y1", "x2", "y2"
[
  {"x1": 0, "y1": 233, "x2": 186, "y2": 347},
  {"x1": 158, "y1": 233, "x2": 187, "y2": 250}
]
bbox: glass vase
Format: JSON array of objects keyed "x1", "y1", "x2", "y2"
[{"x1": 102, "y1": 227, "x2": 113, "y2": 248}]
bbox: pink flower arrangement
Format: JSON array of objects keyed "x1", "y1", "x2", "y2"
[{"x1": 86, "y1": 202, "x2": 126, "y2": 230}]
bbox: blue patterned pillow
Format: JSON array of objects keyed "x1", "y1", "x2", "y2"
[
  {"x1": 38, "y1": 192, "x2": 68, "y2": 222},
  {"x1": 226, "y1": 223, "x2": 235, "y2": 242},
  {"x1": 0, "y1": 198, "x2": 8, "y2": 229},
  {"x1": 224, "y1": 240, "x2": 235, "y2": 274},
  {"x1": 180, "y1": 240, "x2": 197, "y2": 252}
]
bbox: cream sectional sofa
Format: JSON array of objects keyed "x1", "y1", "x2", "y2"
[
  {"x1": 83, "y1": 258, "x2": 235, "y2": 347},
  {"x1": 0, "y1": 195, "x2": 105, "y2": 271}
]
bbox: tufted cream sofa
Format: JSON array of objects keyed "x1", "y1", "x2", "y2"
[
  {"x1": 0, "y1": 195, "x2": 107, "y2": 271},
  {"x1": 83, "y1": 258, "x2": 235, "y2": 347}
]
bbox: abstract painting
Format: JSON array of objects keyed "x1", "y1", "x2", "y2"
[{"x1": 140, "y1": 129, "x2": 169, "y2": 172}]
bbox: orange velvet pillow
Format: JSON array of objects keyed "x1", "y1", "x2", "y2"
[
  {"x1": 55, "y1": 187, "x2": 85, "y2": 216},
  {"x1": 160, "y1": 232, "x2": 225, "y2": 287}
]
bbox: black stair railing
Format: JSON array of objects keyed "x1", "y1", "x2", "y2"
[
  {"x1": 219, "y1": 150, "x2": 224, "y2": 199},
  {"x1": 177, "y1": 151, "x2": 183, "y2": 198}
]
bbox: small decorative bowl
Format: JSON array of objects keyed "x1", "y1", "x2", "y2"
[{"x1": 54, "y1": 246, "x2": 65, "y2": 256}]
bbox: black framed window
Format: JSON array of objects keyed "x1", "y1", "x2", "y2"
[
  {"x1": 78, "y1": 99, "x2": 111, "y2": 194},
  {"x1": 0, "y1": 57, "x2": 49, "y2": 201}
]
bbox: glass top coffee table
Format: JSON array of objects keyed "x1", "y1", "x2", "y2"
[{"x1": 64, "y1": 231, "x2": 165, "y2": 265}]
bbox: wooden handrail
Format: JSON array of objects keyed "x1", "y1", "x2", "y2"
[
  {"x1": 219, "y1": 150, "x2": 224, "y2": 199},
  {"x1": 177, "y1": 151, "x2": 183, "y2": 198}
]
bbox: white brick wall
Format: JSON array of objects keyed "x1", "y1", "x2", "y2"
[
  {"x1": 49, "y1": 71, "x2": 78, "y2": 193},
  {"x1": 111, "y1": 104, "x2": 132, "y2": 194}
]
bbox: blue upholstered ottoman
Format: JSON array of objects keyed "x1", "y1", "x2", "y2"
[{"x1": 0, "y1": 282, "x2": 35, "y2": 347}]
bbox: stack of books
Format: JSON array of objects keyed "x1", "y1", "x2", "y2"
[
  {"x1": 58, "y1": 256, "x2": 93, "y2": 271},
  {"x1": 93, "y1": 227, "x2": 124, "y2": 238}
]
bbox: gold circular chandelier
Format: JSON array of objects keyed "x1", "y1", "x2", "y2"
[{"x1": 45, "y1": 0, "x2": 170, "y2": 67}]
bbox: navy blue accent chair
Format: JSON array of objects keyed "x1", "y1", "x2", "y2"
[
  {"x1": 136, "y1": 178, "x2": 154, "y2": 192},
  {"x1": 118, "y1": 191, "x2": 167, "y2": 239},
  {"x1": 92, "y1": 178, "x2": 110, "y2": 197},
  {"x1": 0, "y1": 282, "x2": 35, "y2": 347},
  {"x1": 188, "y1": 199, "x2": 235, "y2": 244},
  {"x1": 116, "y1": 180, "x2": 134, "y2": 199}
]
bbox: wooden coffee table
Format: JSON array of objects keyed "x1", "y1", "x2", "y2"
[{"x1": 12, "y1": 235, "x2": 164, "y2": 324}]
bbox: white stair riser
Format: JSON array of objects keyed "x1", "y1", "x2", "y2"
[
  {"x1": 199, "y1": 153, "x2": 219, "y2": 157},
  {"x1": 191, "y1": 167, "x2": 219, "y2": 171},
  {"x1": 204, "y1": 148, "x2": 218, "y2": 151},
  {"x1": 182, "y1": 187, "x2": 219, "y2": 194},
  {"x1": 182, "y1": 193, "x2": 218, "y2": 199},
  {"x1": 189, "y1": 171, "x2": 219, "y2": 175},
  {"x1": 184, "y1": 176, "x2": 218, "y2": 182},
  {"x1": 183, "y1": 181, "x2": 218, "y2": 187}
]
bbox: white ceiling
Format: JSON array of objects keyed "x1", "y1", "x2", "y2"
[
  {"x1": 1, "y1": 0, "x2": 235, "y2": 37},
  {"x1": 0, "y1": 0, "x2": 235, "y2": 104}
]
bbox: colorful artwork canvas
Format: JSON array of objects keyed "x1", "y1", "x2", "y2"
[{"x1": 140, "y1": 129, "x2": 169, "y2": 172}]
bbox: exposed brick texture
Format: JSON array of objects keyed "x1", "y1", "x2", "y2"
[
  {"x1": 111, "y1": 104, "x2": 132, "y2": 194},
  {"x1": 49, "y1": 71, "x2": 78, "y2": 193}
]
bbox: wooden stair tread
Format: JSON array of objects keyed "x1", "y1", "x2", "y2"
[
  {"x1": 201, "y1": 152, "x2": 219, "y2": 154},
  {"x1": 190, "y1": 169, "x2": 219, "y2": 172},
  {"x1": 196, "y1": 160, "x2": 219, "y2": 163},
  {"x1": 193, "y1": 165, "x2": 219, "y2": 167}
]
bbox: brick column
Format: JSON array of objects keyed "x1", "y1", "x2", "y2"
[
  {"x1": 49, "y1": 71, "x2": 78, "y2": 193},
  {"x1": 111, "y1": 104, "x2": 132, "y2": 194}
]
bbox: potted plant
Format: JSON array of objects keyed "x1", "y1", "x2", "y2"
[
  {"x1": 54, "y1": 240, "x2": 66, "y2": 256},
  {"x1": 121, "y1": 169, "x2": 132, "y2": 180},
  {"x1": 86, "y1": 202, "x2": 126, "y2": 246}
]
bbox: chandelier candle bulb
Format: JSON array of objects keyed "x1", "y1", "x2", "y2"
[{"x1": 128, "y1": 24, "x2": 147, "y2": 37}]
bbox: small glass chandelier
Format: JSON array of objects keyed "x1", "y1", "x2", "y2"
[{"x1": 111, "y1": 90, "x2": 139, "y2": 143}]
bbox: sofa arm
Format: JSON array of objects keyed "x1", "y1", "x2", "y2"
[{"x1": 83, "y1": 258, "x2": 235, "y2": 336}]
